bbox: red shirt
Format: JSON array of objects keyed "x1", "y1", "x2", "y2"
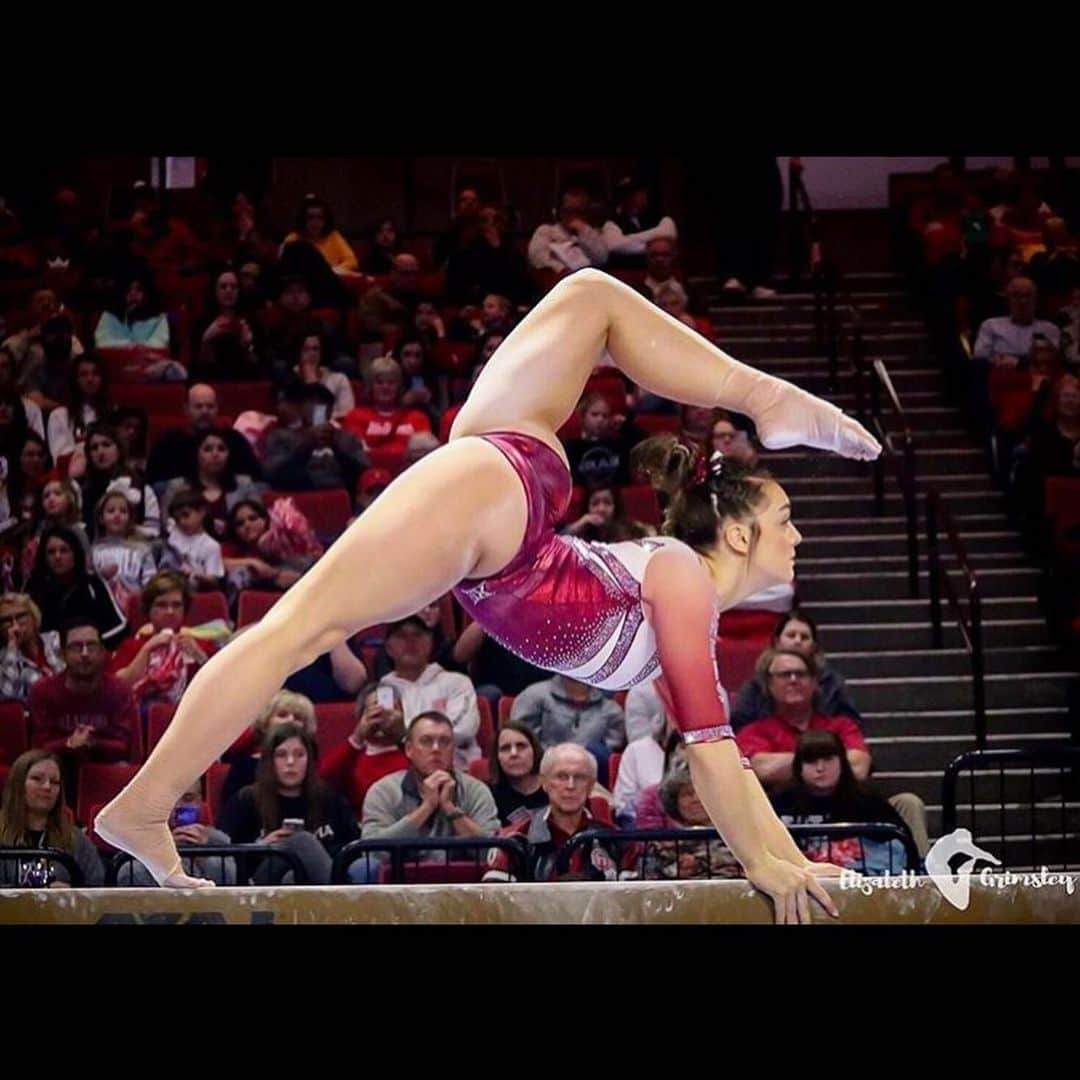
[
  {"x1": 735, "y1": 713, "x2": 868, "y2": 759},
  {"x1": 319, "y1": 739, "x2": 409, "y2": 818},
  {"x1": 29, "y1": 673, "x2": 138, "y2": 762},
  {"x1": 108, "y1": 631, "x2": 216, "y2": 675},
  {"x1": 340, "y1": 406, "x2": 431, "y2": 455}
]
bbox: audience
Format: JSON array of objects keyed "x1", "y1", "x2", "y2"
[
  {"x1": 601, "y1": 177, "x2": 679, "y2": 271},
  {"x1": 0, "y1": 592, "x2": 64, "y2": 707},
  {"x1": 562, "y1": 482, "x2": 655, "y2": 542},
  {"x1": 159, "y1": 488, "x2": 225, "y2": 592},
  {"x1": 74, "y1": 422, "x2": 160, "y2": 542},
  {"x1": 528, "y1": 188, "x2": 608, "y2": 274},
  {"x1": 93, "y1": 268, "x2": 170, "y2": 354},
  {"x1": 341, "y1": 355, "x2": 432, "y2": 457},
  {"x1": 612, "y1": 715, "x2": 683, "y2": 828},
  {"x1": 487, "y1": 720, "x2": 547, "y2": 826},
  {"x1": 45, "y1": 353, "x2": 110, "y2": 463},
  {"x1": 89, "y1": 488, "x2": 157, "y2": 614},
  {"x1": 284, "y1": 195, "x2": 359, "y2": 275}
]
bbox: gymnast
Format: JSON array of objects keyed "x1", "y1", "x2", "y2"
[{"x1": 97, "y1": 268, "x2": 880, "y2": 924}]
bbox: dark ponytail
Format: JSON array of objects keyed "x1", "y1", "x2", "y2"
[{"x1": 631, "y1": 434, "x2": 770, "y2": 555}]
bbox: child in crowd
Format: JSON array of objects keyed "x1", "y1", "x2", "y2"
[{"x1": 161, "y1": 488, "x2": 224, "y2": 591}]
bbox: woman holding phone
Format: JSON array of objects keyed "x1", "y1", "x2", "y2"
[
  {"x1": 217, "y1": 721, "x2": 357, "y2": 885},
  {"x1": 100, "y1": 269, "x2": 879, "y2": 923}
]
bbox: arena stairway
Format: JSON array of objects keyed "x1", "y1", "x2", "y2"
[{"x1": 697, "y1": 270, "x2": 1079, "y2": 865}]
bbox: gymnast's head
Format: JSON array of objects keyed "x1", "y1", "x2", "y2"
[{"x1": 632, "y1": 433, "x2": 801, "y2": 589}]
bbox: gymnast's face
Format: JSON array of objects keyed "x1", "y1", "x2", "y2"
[{"x1": 719, "y1": 479, "x2": 801, "y2": 588}]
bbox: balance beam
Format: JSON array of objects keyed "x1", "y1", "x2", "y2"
[{"x1": 2, "y1": 874, "x2": 1077, "y2": 924}]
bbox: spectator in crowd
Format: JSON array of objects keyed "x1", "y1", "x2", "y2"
[
  {"x1": 145, "y1": 383, "x2": 263, "y2": 488},
  {"x1": 711, "y1": 409, "x2": 760, "y2": 468},
  {"x1": 358, "y1": 218, "x2": 404, "y2": 275},
  {"x1": 117, "y1": 182, "x2": 206, "y2": 285},
  {"x1": 562, "y1": 390, "x2": 644, "y2": 488},
  {"x1": 624, "y1": 678, "x2": 664, "y2": 743},
  {"x1": 636, "y1": 761, "x2": 740, "y2": 879},
  {"x1": 45, "y1": 353, "x2": 110, "y2": 464},
  {"x1": 30, "y1": 619, "x2": 137, "y2": 768},
  {"x1": 292, "y1": 330, "x2": 355, "y2": 418},
  {"x1": 161, "y1": 428, "x2": 264, "y2": 542},
  {"x1": 262, "y1": 382, "x2": 366, "y2": 493},
  {"x1": 93, "y1": 268, "x2": 170, "y2": 353},
  {"x1": 392, "y1": 337, "x2": 440, "y2": 418},
  {"x1": 528, "y1": 188, "x2": 609, "y2": 274},
  {"x1": 222, "y1": 689, "x2": 318, "y2": 803},
  {"x1": 110, "y1": 405, "x2": 149, "y2": 475},
  {"x1": 467, "y1": 293, "x2": 516, "y2": 341},
  {"x1": 1028, "y1": 217, "x2": 1079, "y2": 309},
  {"x1": 160, "y1": 488, "x2": 225, "y2": 592},
  {"x1": 282, "y1": 633, "x2": 369, "y2": 705},
  {"x1": 73, "y1": 422, "x2": 160, "y2": 542},
  {"x1": 222, "y1": 498, "x2": 315, "y2": 595},
  {"x1": 341, "y1": 355, "x2": 433, "y2": 458},
  {"x1": 973, "y1": 276, "x2": 1061, "y2": 368},
  {"x1": 109, "y1": 570, "x2": 217, "y2": 714},
  {"x1": 115, "y1": 776, "x2": 236, "y2": 886},
  {"x1": 731, "y1": 609, "x2": 862, "y2": 730},
  {"x1": 509, "y1": 673, "x2": 625, "y2": 785},
  {"x1": 318, "y1": 681, "x2": 409, "y2": 819},
  {"x1": 16, "y1": 432, "x2": 52, "y2": 499},
  {"x1": 612, "y1": 714, "x2": 683, "y2": 828},
  {"x1": 90, "y1": 488, "x2": 157, "y2": 615},
  {"x1": 219, "y1": 721, "x2": 358, "y2": 885},
  {"x1": 353, "y1": 254, "x2": 422, "y2": 342},
  {"x1": 735, "y1": 647, "x2": 871, "y2": 790},
  {"x1": 602, "y1": 177, "x2": 679, "y2": 271},
  {"x1": 678, "y1": 403, "x2": 716, "y2": 452},
  {"x1": 0, "y1": 389, "x2": 33, "y2": 527},
  {"x1": 483, "y1": 743, "x2": 616, "y2": 883},
  {"x1": 771, "y1": 729, "x2": 925, "y2": 871},
  {"x1": 284, "y1": 194, "x2": 358, "y2": 274},
  {"x1": 192, "y1": 267, "x2": 261, "y2": 382},
  {"x1": 360, "y1": 711, "x2": 500, "y2": 873},
  {"x1": 379, "y1": 615, "x2": 480, "y2": 769},
  {"x1": 0, "y1": 749, "x2": 104, "y2": 887},
  {"x1": 0, "y1": 346, "x2": 45, "y2": 440},
  {"x1": 444, "y1": 203, "x2": 532, "y2": 307},
  {"x1": 22, "y1": 477, "x2": 88, "y2": 582},
  {"x1": 653, "y1": 281, "x2": 699, "y2": 329},
  {"x1": 258, "y1": 275, "x2": 323, "y2": 372},
  {"x1": 1023, "y1": 372, "x2": 1080, "y2": 477},
  {"x1": 562, "y1": 482, "x2": 655, "y2": 542},
  {"x1": 25, "y1": 527, "x2": 127, "y2": 646},
  {"x1": 449, "y1": 620, "x2": 548, "y2": 717},
  {"x1": 487, "y1": 720, "x2": 547, "y2": 826},
  {"x1": 642, "y1": 236, "x2": 681, "y2": 300},
  {"x1": 14, "y1": 314, "x2": 82, "y2": 411},
  {"x1": 404, "y1": 430, "x2": 440, "y2": 467},
  {"x1": 0, "y1": 592, "x2": 64, "y2": 707},
  {"x1": 434, "y1": 187, "x2": 482, "y2": 269},
  {"x1": 3, "y1": 290, "x2": 84, "y2": 408},
  {"x1": 355, "y1": 466, "x2": 392, "y2": 514}
]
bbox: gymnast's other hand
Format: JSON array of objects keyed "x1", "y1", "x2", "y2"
[{"x1": 746, "y1": 852, "x2": 839, "y2": 924}]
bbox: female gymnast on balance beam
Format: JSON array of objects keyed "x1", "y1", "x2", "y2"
[{"x1": 97, "y1": 268, "x2": 880, "y2": 924}]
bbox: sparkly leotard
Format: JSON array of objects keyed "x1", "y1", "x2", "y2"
[{"x1": 453, "y1": 431, "x2": 734, "y2": 745}]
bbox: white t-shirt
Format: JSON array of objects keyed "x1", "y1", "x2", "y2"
[{"x1": 164, "y1": 526, "x2": 224, "y2": 579}]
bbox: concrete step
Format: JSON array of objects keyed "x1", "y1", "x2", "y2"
[
  {"x1": 796, "y1": 551, "x2": 1032, "y2": 573},
  {"x1": 811, "y1": 596, "x2": 1040, "y2": 626},
  {"x1": 828, "y1": 645, "x2": 1063, "y2": 679},
  {"x1": 715, "y1": 334, "x2": 925, "y2": 359},
  {"x1": 868, "y1": 731, "x2": 1074, "y2": 773},
  {"x1": 763, "y1": 446, "x2": 986, "y2": 478},
  {"x1": 846, "y1": 671, "x2": 1075, "y2": 712},
  {"x1": 819, "y1": 619, "x2": 1050, "y2": 651},
  {"x1": 860, "y1": 706, "x2": 1072, "y2": 738},
  {"x1": 869, "y1": 765, "x2": 1074, "y2": 817},
  {"x1": 797, "y1": 566, "x2": 1042, "y2": 602},
  {"x1": 782, "y1": 476, "x2": 998, "y2": 501},
  {"x1": 794, "y1": 512, "x2": 1011, "y2": 539}
]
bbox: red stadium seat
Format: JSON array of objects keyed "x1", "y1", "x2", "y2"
[
  {"x1": 468, "y1": 757, "x2": 491, "y2": 782},
  {"x1": 635, "y1": 413, "x2": 680, "y2": 436},
  {"x1": 439, "y1": 403, "x2": 463, "y2": 444},
  {"x1": 111, "y1": 382, "x2": 187, "y2": 413},
  {"x1": 432, "y1": 340, "x2": 477, "y2": 375},
  {"x1": 588, "y1": 795, "x2": 614, "y2": 827},
  {"x1": 497, "y1": 696, "x2": 515, "y2": 728},
  {"x1": 621, "y1": 484, "x2": 661, "y2": 527},
  {"x1": 1045, "y1": 477, "x2": 1080, "y2": 553},
  {"x1": 76, "y1": 763, "x2": 139, "y2": 827},
  {"x1": 314, "y1": 702, "x2": 357, "y2": 760},
  {"x1": 146, "y1": 702, "x2": 177, "y2": 755},
  {"x1": 583, "y1": 374, "x2": 628, "y2": 415},
  {"x1": 185, "y1": 591, "x2": 230, "y2": 626},
  {"x1": 204, "y1": 762, "x2": 230, "y2": 826},
  {"x1": 364, "y1": 448, "x2": 406, "y2": 476},
  {"x1": 988, "y1": 368, "x2": 1035, "y2": 433},
  {"x1": 264, "y1": 489, "x2": 352, "y2": 542},
  {"x1": 715, "y1": 637, "x2": 765, "y2": 697},
  {"x1": 0, "y1": 763, "x2": 9, "y2": 793},
  {"x1": 213, "y1": 381, "x2": 275, "y2": 417},
  {"x1": 607, "y1": 751, "x2": 622, "y2": 793},
  {"x1": 718, "y1": 608, "x2": 779, "y2": 641},
  {"x1": 0, "y1": 702, "x2": 28, "y2": 765},
  {"x1": 237, "y1": 589, "x2": 281, "y2": 628},
  {"x1": 476, "y1": 696, "x2": 496, "y2": 759}
]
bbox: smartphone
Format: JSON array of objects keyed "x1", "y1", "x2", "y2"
[
  {"x1": 376, "y1": 686, "x2": 395, "y2": 710},
  {"x1": 281, "y1": 818, "x2": 305, "y2": 833},
  {"x1": 174, "y1": 804, "x2": 199, "y2": 828},
  {"x1": 311, "y1": 403, "x2": 328, "y2": 427}
]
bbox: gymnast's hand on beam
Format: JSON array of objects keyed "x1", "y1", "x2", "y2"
[
  {"x1": 746, "y1": 852, "x2": 840, "y2": 924},
  {"x1": 801, "y1": 862, "x2": 848, "y2": 878}
]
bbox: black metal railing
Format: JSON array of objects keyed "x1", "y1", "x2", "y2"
[
  {"x1": 849, "y1": 309, "x2": 920, "y2": 597},
  {"x1": 926, "y1": 488, "x2": 987, "y2": 748},
  {"x1": 106, "y1": 845, "x2": 308, "y2": 887},
  {"x1": 787, "y1": 158, "x2": 815, "y2": 290},
  {"x1": 942, "y1": 746, "x2": 1080, "y2": 870},
  {"x1": 555, "y1": 823, "x2": 921, "y2": 879},
  {"x1": 331, "y1": 836, "x2": 532, "y2": 884},
  {"x1": 0, "y1": 847, "x2": 84, "y2": 887}
]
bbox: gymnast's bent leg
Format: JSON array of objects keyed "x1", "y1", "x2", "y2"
[{"x1": 450, "y1": 267, "x2": 879, "y2": 460}]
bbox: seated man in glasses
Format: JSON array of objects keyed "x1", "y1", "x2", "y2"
[{"x1": 734, "y1": 648, "x2": 871, "y2": 791}]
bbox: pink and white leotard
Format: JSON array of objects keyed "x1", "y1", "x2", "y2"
[{"x1": 453, "y1": 431, "x2": 734, "y2": 746}]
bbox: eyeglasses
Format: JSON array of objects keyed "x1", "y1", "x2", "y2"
[
  {"x1": 768, "y1": 669, "x2": 811, "y2": 681},
  {"x1": 550, "y1": 771, "x2": 592, "y2": 787},
  {"x1": 0, "y1": 612, "x2": 32, "y2": 627},
  {"x1": 414, "y1": 735, "x2": 453, "y2": 750}
]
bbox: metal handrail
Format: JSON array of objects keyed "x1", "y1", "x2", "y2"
[
  {"x1": 941, "y1": 745, "x2": 1080, "y2": 869},
  {"x1": 106, "y1": 845, "x2": 308, "y2": 887},
  {"x1": 849, "y1": 310, "x2": 920, "y2": 597},
  {"x1": 555, "y1": 823, "x2": 921, "y2": 877},
  {"x1": 331, "y1": 835, "x2": 533, "y2": 884},
  {"x1": 0, "y1": 847, "x2": 84, "y2": 887},
  {"x1": 927, "y1": 488, "x2": 987, "y2": 748}
]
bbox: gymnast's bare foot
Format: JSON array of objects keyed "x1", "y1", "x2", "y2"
[
  {"x1": 751, "y1": 382, "x2": 882, "y2": 461},
  {"x1": 95, "y1": 797, "x2": 215, "y2": 890}
]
